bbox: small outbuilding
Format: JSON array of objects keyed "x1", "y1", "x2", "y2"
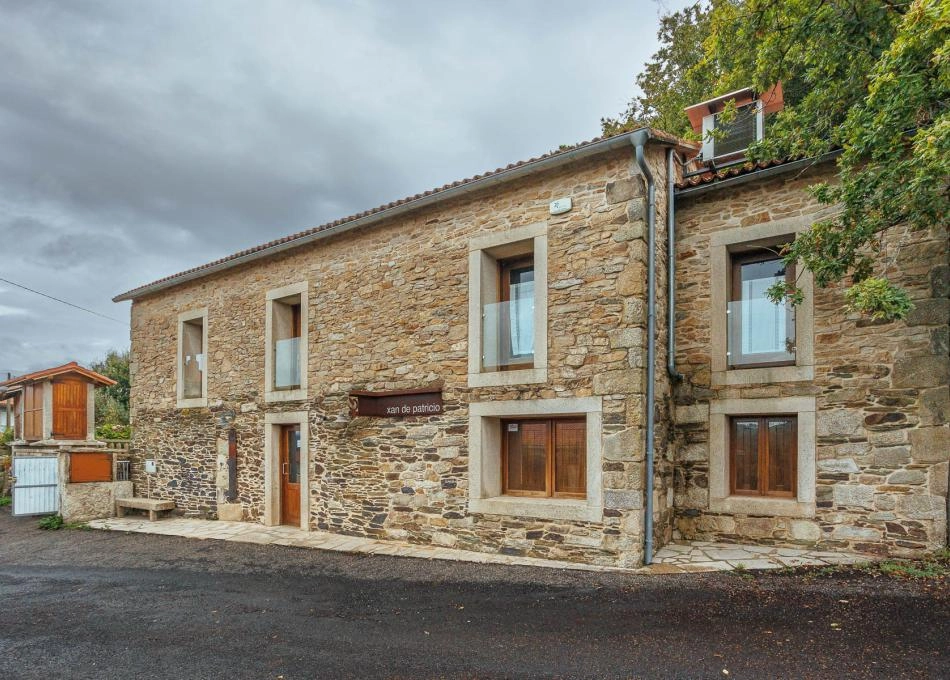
[
  {"x1": 1, "y1": 362, "x2": 132, "y2": 520},
  {"x1": 1, "y1": 361, "x2": 114, "y2": 444}
]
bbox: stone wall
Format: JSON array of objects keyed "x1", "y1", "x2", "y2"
[
  {"x1": 672, "y1": 162, "x2": 949, "y2": 556},
  {"x1": 128, "y1": 145, "x2": 664, "y2": 568}
]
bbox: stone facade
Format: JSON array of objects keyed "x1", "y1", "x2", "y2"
[
  {"x1": 672, "y1": 162, "x2": 949, "y2": 556},
  {"x1": 124, "y1": 144, "x2": 948, "y2": 567},
  {"x1": 127, "y1": 146, "x2": 669, "y2": 568}
]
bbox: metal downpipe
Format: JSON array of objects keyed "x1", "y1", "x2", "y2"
[
  {"x1": 631, "y1": 131, "x2": 656, "y2": 565},
  {"x1": 667, "y1": 147, "x2": 684, "y2": 383}
]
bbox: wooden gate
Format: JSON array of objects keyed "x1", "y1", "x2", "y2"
[
  {"x1": 53, "y1": 379, "x2": 86, "y2": 440},
  {"x1": 12, "y1": 456, "x2": 59, "y2": 516}
]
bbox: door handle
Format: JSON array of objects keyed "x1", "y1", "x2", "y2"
[{"x1": 282, "y1": 462, "x2": 288, "y2": 476}]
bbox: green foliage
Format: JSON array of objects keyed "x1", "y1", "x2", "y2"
[
  {"x1": 0, "y1": 495, "x2": 11, "y2": 507},
  {"x1": 602, "y1": 2, "x2": 717, "y2": 138},
  {"x1": 1, "y1": 426, "x2": 12, "y2": 445},
  {"x1": 703, "y1": 0, "x2": 949, "y2": 320},
  {"x1": 845, "y1": 277, "x2": 915, "y2": 320},
  {"x1": 609, "y1": 0, "x2": 948, "y2": 320},
  {"x1": 91, "y1": 349, "x2": 130, "y2": 427},
  {"x1": 38, "y1": 514, "x2": 64, "y2": 530},
  {"x1": 95, "y1": 423, "x2": 132, "y2": 440}
]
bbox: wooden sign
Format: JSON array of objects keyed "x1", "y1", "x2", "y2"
[{"x1": 349, "y1": 385, "x2": 443, "y2": 418}]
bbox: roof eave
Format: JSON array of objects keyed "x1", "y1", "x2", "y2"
[
  {"x1": 674, "y1": 151, "x2": 842, "y2": 199},
  {"x1": 114, "y1": 128, "x2": 685, "y2": 302}
]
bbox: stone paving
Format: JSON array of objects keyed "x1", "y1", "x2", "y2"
[
  {"x1": 87, "y1": 516, "x2": 874, "y2": 575},
  {"x1": 652, "y1": 541, "x2": 872, "y2": 573}
]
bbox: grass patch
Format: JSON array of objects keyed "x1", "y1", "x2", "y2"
[
  {"x1": 38, "y1": 514, "x2": 64, "y2": 530},
  {"x1": 38, "y1": 515, "x2": 89, "y2": 531},
  {"x1": 0, "y1": 495, "x2": 11, "y2": 507}
]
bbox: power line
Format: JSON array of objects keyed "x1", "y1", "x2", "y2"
[{"x1": 0, "y1": 276, "x2": 129, "y2": 326}]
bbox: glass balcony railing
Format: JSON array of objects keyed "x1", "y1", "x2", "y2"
[
  {"x1": 182, "y1": 352, "x2": 205, "y2": 398},
  {"x1": 727, "y1": 298, "x2": 795, "y2": 367},
  {"x1": 275, "y1": 337, "x2": 301, "y2": 389},
  {"x1": 482, "y1": 283, "x2": 535, "y2": 371}
]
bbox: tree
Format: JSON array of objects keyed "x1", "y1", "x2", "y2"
[
  {"x1": 601, "y1": 2, "x2": 717, "y2": 139},
  {"x1": 704, "y1": 0, "x2": 949, "y2": 319},
  {"x1": 91, "y1": 349, "x2": 130, "y2": 426}
]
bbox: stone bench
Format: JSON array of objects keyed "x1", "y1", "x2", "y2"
[{"x1": 115, "y1": 497, "x2": 176, "y2": 521}]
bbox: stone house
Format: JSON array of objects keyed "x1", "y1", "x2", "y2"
[{"x1": 114, "y1": 91, "x2": 948, "y2": 567}]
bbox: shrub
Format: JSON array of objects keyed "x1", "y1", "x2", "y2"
[
  {"x1": 38, "y1": 514, "x2": 64, "y2": 530},
  {"x1": 95, "y1": 423, "x2": 132, "y2": 440}
]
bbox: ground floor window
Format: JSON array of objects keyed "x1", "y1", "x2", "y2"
[
  {"x1": 502, "y1": 417, "x2": 586, "y2": 499},
  {"x1": 730, "y1": 415, "x2": 796, "y2": 498}
]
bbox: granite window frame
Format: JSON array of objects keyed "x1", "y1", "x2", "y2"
[
  {"x1": 467, "y1": 222, "x2": 548, "y2": 387},
  {"x1": 176, "y1": 307, "x2": 208, "y2": 409},
  {"x1": 264, "y1": 281, "x2": 309, "y2": 404},
  {"x1": 710, "y1": 214, "x2": 817, "y2": 386},
  {"x1": 709, "y1": 396, "x2": 816, "y2": 517},
  {"x1": 469, "y1": 397, "x2": 602, "y2": 523}
]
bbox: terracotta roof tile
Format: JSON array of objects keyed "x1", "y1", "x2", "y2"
[
  {"x1": 674, "y1": 158, "x2": 797, "y2": 190},
  {"x1": 115, "y1": 128, "x2": 690, "y2": 301},
  {"x1": 0, "y1": 362, "x2": 117, "y2": 390}
]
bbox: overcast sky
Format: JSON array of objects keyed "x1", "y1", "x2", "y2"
[{"x1": 0, "y1": 0, "x2": 689, "y2": 374}]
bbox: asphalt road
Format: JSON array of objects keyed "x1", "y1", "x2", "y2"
[{"x1": 1, "y1": 509, "x2": 947, "y2": 679}]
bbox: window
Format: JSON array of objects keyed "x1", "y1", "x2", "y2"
[
  {"x1": 728, "y1": 249, "x2": 795, "y2": 368},
  {"x1": 469, "y1": 397, "x2": 602, "y2": 522},
  {"x1": 702, "y1": 101, "x2": 764, "y2": 162},
  {"x1": 487, "y1": 256, "x2": 535, "y2": 371},
  {"x1": 729, "y1": 415, "x2": 797, "y2": 498},
  {"x1": 468, "y1": 222, "x2": 548, "y2": 387},
  {"x1": 502, "y1": 417, "x2": 586, "y2": 499},
  {"x1": 709, "y1": 215, "x2": 816, "y2": 386},
  {"x1": 273, "y1": 299, "x2": 302, "y2": 390},
  {"x1": 181, "y1": 318, "x2": 205, "y2": 398},
  {"x1": 265, "y1": 282, "x2": 308, "y2": 402},
  {"x1": 177, "y1": 308, "x2": 208, "y2": 407}
]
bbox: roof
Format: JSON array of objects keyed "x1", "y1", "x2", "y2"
[
  {"x1": 675, "y1": 158, "x2": 798, "y2": 190},
  {"x1": 674, "y1": 151, "x2": 842, "y2": 196},
  {"x1": 0, "y1": 362, "x2": 117, "y2": 393},
  {"x1": 114, "y1": 127, "x2": 691, "y2": 302}
]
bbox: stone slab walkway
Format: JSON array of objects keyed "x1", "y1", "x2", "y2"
[
  {"x1": 87, "y1": 517, "x2": 872, "y2": 575},
  {"x1": 652, "y1": 541, "x2": 871, "y2": 573}
]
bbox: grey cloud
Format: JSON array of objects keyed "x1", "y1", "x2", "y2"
[{"x1": 0, "y1": 0, "x2": 688, "y2": 372}]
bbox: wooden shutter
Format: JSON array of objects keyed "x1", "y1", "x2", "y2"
[
  {"x1": 53, "y1": 379, "x2": 87, "y2": 440},
  {"x1": 730, "y1": 418, "x2": 760, "y2": 494},
  {"x1": 553, "y1": 419, "x2": 586, "y2": 497},
  {"x1": 23, "y1": 384, "x2": 44, "y2": 441},
  {"x1": 504, "y1": 420, "x2": 548, "y2": 495},
  {"x1": 730, "y1": 415, "x2": 796, "y2": 497},
  {"x1": 503, "y1": 417, "x2": 587, "y2": 499}
]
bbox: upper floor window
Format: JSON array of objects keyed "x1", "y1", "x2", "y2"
[
  {"x1": 177, "y1": 308, "x2": 208, "y2": 407},
  {"x1": 468, "y1": 222, "x2": 548, "y2": 387},
  {"x1": 265, "y1": 282, "x2": 308, "y2": 402},
  {"x1": 273, "y1": 298, "x2": 302, "y2": 390},
  {"x1": 485, "y1": 255, "x2": 535, "y2": 371},
  {"x1": 728, "y1": 250, "x2": 795, "y2": 368}
]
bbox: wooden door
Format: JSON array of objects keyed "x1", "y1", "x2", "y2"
[
  {"x1": 52, "y1": 379, "x2": 86, "y2": 440},
  {"x1": 279, "y1": 424, "x2": 301, "y2": 526}
]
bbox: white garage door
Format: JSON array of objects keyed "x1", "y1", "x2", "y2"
[{"x1": 13, "y1": 456, "x2": 59, "y2": 516}]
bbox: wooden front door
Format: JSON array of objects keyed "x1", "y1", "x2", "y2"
[
  {"x1": 279, "y1": 424, "x2": 301, "y2": 526},
  {"x1": 52, "y1": 379, "x2": 86, "y2": 440}
]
